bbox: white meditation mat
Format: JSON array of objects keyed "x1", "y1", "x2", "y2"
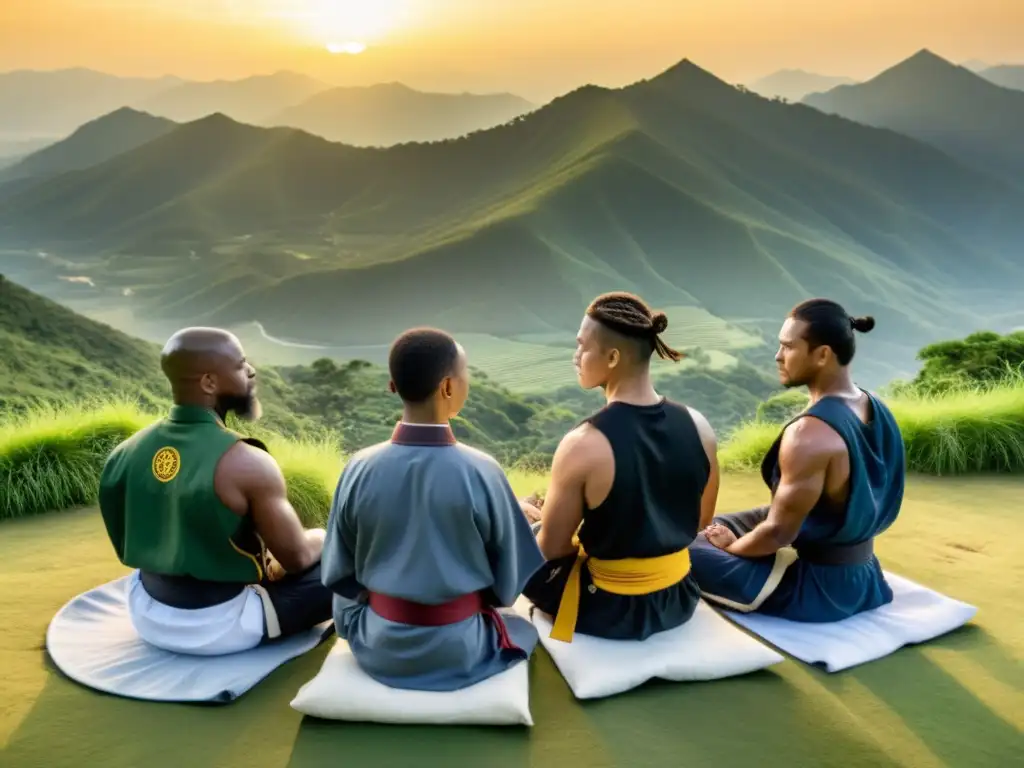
[
  {"x1": 521, "y1": 599, "x2": 785, "y2": 700},
  {"x1": 723, "y1": 571, "x2": 978, "y2": 672},
  {"x1": 290, "y1": 639, "x2": 533, "y2": 726},
  {"x1": 46, "y1": 576, "x2": 332, "y2": 703}
]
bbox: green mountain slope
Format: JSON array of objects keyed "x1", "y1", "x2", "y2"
[
  {"x1": 3, "y1": 58, "x2": 1023, "y2": 385},
  {"x1": 0, "y1": 108, "x2": 176, "y2": 184},
  {"x1": 0, "y1": 274, "x2": 170, "y2": 411},
  {"x1": 269, "y1": 82, "x2": 534, "y2": 145},
  {"x1": 0, "y1": 276, "x2": 779, "y2": 463},
  {"x1": 803, "y1": 50, "x2": 1024, "y2": 183}
]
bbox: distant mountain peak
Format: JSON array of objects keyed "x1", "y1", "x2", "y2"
[
  {"x1": 892, "y1": 48, "x2": 961, "y2": 76},
  {"x1": 648, "y1": 57, "x2": 734, "y2": 92}
]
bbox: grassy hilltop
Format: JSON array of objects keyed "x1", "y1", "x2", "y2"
[{"x1": 2, "y1": 286, "x2": 1023, "y2": 768}]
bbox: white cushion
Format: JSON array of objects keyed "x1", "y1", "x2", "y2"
[
  {"x1": 724, "y1": 571, "x2": 978, "y2": 672},
  {"x1": 290, "y1": 638, "x2": 533, "y2": 726},
  {"x1": 524, "y1": 600, "x2": 784, "y2": 700}
]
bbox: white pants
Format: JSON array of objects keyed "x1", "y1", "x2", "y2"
[{"x1": 125, "y1": 570, "x2": 267, "y2": 656}]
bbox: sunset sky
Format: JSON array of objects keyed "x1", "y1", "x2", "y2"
[{"x1": 2, "y1": 0, "x2": 1021, "y2": 100}]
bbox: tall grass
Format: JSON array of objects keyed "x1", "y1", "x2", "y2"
[
  {"x1": 721, "y1": 372, "x2": 1024, "y2": 475},
  {"x1": 5, "y1": 375, "x2": 1024, "y2": 522},
  {"x1": 0, "y1": 396, "x2": 346, "y2": 525}
]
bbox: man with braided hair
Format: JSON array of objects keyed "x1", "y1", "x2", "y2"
[
  {"x1": 522, "y1": 292, "x2": 720, "y2": 643},
  {"x1": 690, "y1": 299, "x2": 906, "y2": 622}
]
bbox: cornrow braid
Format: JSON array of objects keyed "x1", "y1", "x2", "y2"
[{"x1": 585, "y1": 291, "x2": 683, "y2": 362}]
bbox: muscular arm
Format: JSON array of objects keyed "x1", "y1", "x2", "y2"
[
  {"x1": 231, "y1": 445, "x2": 325, "y2": 574},
  {"x1": 725, "y1": 418, "x2": 833, "y2": 558},
  {"x1": 535, "y1": 428, "x2": 593, "y2": 561},
  {"x1": 688, "y1": 407, "x2": 720, "y2": 531}
]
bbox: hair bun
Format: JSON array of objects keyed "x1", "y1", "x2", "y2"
[
  {"x1": 850, "y1": 315, "x2": 875, "y2": 333},
  {"x1": 650, "y1": 312, "x2": 668, "y2": 334}
]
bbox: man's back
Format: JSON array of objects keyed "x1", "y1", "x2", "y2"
[
  {"x1": 334, "y1": 441, "x2": 531, "y2": 603},
  {"x1": 580, "y1": 399, "x2": 710, "y2": 560},
  {"x1": 526, "y1": 398, "x2": 712, "y2": 641},
  {"x1": 99, "y1": 404, "x2": 265, "y2": 584},
  {"x1": 322, "y1": 433, "x2": 544, "y2": 691}
]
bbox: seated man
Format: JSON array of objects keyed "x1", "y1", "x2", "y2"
[
  {"x1": 523, "y1": 292, "x2": 720, "y2": 643},
  {"x1": 321, "y1": 328, "x2": 545, "y2": 691},
  {"x1": 98, "y1": 328, "x2": 332, "y2": 655},
  {"x1": 691, "y1": 299, "x2": 905, "y2": 622}
]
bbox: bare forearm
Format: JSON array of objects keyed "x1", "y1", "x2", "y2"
[
  {"x1": 536, "y1": 529, "x2": 577, "y2": 561},
  {"x1": 726, "y1": 521, "x2": 792, "y2": 558},
  {"x1": 302, "y1": 528, "x2": 326, "y2": 564}
]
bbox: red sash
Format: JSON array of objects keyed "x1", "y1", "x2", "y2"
[{"x1": 367, "y1": 591, "x2": 518, "y2": 650}]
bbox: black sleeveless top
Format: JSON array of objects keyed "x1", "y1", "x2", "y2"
[{"x1": 576, "y1": 398, "x2": 709, "y2": 640}]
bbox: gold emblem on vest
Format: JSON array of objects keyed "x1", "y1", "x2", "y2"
[{"x1": 152, "y1": 446, "x2": 181, "y2": 482}]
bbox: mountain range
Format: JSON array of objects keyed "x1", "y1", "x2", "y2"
[
  {"x1": 2, "y1": 50, "x2": 1023, "y2": 388},
  {"x1": 803, "y1": 50, "x2": 1024, "y2": 184},
  {"x1": 0, "y1": 69, "x2": 534, "y2": 152}
]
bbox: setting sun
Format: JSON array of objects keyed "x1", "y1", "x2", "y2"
[
  {"x1": 326, "y1": 41, "x2": 366, "y2": 55},
  {"x1": 282, "y1": 0, "x2": 409, "y2": 48}
]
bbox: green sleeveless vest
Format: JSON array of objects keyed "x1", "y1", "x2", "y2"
[{"x1": 98, "y1": 404, "x2": 267, "y2": 583}]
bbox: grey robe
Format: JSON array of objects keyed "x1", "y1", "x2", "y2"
[{"x1": 321, "y1": 422, "x2": 544, "y2": 691}]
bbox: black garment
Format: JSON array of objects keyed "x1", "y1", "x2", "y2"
[{"x1": 524, "y1": 398, "x2": 710, "y2": 640}]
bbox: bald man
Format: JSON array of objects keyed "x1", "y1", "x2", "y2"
[{"x1": 97, "y1": 327, "x2": 332, "y2": 656}]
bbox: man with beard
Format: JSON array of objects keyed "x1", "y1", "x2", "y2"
[
  {"x1": 97, "y1": 328, "x2": 332, "y2": 655},
  {"x1": 690, "y1": 299, "x2": 906, "y2": 622}
]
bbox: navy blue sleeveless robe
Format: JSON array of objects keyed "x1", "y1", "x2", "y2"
[{"x1": 690, "y1": 391, "x2": 905, "y2": 622}]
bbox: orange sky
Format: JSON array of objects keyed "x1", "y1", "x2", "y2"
[{"x1": 2, "y1": 0, "x2": 1021, "y2": 100}]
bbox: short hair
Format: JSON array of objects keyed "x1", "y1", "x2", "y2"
[
  {"x1": 790, "y1": 298, "x2": 875, "y2": 366},
  {"x1": 388, "y1": 327, "x2": 460, "y2": 403},
  {"x1": 585, "y1": 292, "x2": 682, "y2": 362}
]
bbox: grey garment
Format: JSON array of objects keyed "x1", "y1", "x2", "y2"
[{"x1": 321, "y1": 441, "x2": 545, "y2": 691}]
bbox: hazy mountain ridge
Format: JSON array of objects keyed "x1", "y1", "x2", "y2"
[
  {"x1": 748, "y1": 69, "x2": 857, "y2": 101},
  {"x1": 0, "y1": 68, "x2": 539, "y2": 152},
  {"x1": 0, "y1": 68, "x2": 182, "y2": 137},
  {"x1": 979, "y1": 64, "x2": 1024, "y2": 91},
  {"x1": 2, "y1": 56, "x2": 1023, "y2": 387},
  {"x1": 803, "y1": 50, "x2": 1024, "y2": 183},
  {"x1": 269, "y1": 82, "x2": 535, "y2": 146}
]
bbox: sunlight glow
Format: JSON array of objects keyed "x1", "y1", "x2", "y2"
[
  {"x1": 326, "y1": 41, "x2": 366, "y2": 55},
  {"x1": 272, "y1": 0, "x2": 410, "y2": 47}
]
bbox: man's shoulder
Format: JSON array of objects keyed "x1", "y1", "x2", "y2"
[
  {"x1": 781, "y1": 415, "x2": 845, "y2": 459},
  {"x1": 347, "y1": 440, "x2": 393, "y2": 465},
  {"x1": 454, "y1": 443, "x2": 505, "y2": 474}
]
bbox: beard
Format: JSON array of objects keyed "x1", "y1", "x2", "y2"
[{"x1": 215, "y1": 388, "x2": 262, "y2": 422}]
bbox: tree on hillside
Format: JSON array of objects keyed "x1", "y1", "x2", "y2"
[{"x1": 913, "y1": 330, "x2": 1024, "y2": 391}]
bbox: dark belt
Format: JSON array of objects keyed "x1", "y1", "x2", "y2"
[
  {"x1": 795, "y1": 539, "x2": 875, "y2": 566},
  {"x1": 368, "y1": 591, "x2": 519, "y2": 650},
  {"x1": 139, "y1": 570, "x2": 249, "y2": 609}
]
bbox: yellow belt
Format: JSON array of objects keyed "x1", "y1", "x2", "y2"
[{"x1": 548, "y1": 533, "x2": 692, "y2": 643}]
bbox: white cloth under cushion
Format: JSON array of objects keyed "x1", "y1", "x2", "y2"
[
  {"x1": 723, "y1": 571, "x2": 978, "y2": 672},
  {"x1": 525, "y1": 600, "x2": 785, "y2": 700},
  {"x1": 290, "y1": 639, "x2": 533, "y2": 726},
  {"x1": 46, "y1": 576, "x2": 332, "y2": 703}
]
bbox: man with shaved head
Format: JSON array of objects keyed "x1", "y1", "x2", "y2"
[{"x1": 98, "y1": 327, "x2": 333, "y2": 656}]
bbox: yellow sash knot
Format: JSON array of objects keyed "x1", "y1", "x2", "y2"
[{"x1": 548, "y1": 533, "x2": 692, "y2": 643}]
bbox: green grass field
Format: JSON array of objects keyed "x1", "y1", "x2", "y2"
[
  {"x1": 2, "y1": 380, "x2": 1023, "y2": 766},
  {"x1": 0, "y1": 473, "x2": 1020, "y2": 768}
]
